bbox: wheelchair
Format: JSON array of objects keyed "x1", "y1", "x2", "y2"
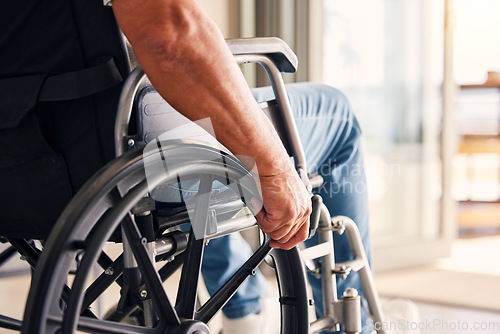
[{"x1": 0, "y1": 38, "x2": 386, "y2": 334}]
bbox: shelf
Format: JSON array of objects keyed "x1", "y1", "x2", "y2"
[{"x1": 459, "y1": 135, "x2": 500, "y2": 154}]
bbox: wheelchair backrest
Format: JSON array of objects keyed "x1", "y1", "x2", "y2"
[{"x1": 127, "y1": 86, "x2": 293, "y2": 158}]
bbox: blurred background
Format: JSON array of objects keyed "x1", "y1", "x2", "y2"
[
  {"x1": 195, "y1": 0, "x2": 500, "y2": 331},
  {"x1": 197, "y1": 0, "x2": 500, "y2": 264}
]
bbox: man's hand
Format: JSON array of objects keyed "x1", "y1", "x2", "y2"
[{"x1": 253, "y1": 166, "x2": 311, "y2": 250}]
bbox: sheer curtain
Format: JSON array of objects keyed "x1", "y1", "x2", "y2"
[
  {"x1": 322, "y1": 0, "x2": 446, "y2": 265},
  {"x1": 238, "y1": 0, "x2": 451, "y2": 269}
]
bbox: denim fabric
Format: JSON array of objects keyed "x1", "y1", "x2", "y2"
[
  {"x1": 154, "y1": 83, "x2": 372, "y2": 331},
  {"x1": 252, "y1": 83, "x2": 371, "y2": 332}
]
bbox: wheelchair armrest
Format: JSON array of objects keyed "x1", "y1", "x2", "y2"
[{"x1": 226, "y1": 37, "x2": 298, "y2": 73}]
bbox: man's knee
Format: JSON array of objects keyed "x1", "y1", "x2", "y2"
[{"x1": 285, "y1": 83, "x2": 355, "y2": 122}]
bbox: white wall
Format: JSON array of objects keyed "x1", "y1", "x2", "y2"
[{"x1": 454, "y1": 0, "x2": 500, "y2": 84}]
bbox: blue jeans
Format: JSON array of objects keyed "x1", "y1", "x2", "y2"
[
  {"x1": 252, "y1": 83, "x2": 371, "y2": 333},
  {"x1": 153, "y1": 83, "x2": 372, "y2": 331}
]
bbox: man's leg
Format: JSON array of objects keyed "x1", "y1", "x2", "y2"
[
  {"x1": 253, "y1": 83, "x2": 372, "y2": 332},
  {"x1": 202, "y1": 234, "x2": 267, "y2": 319},
  {"x1": 151, "y1": 184, "x2": 267, "y2": 321}
]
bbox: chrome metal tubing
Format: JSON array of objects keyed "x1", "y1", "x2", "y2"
[
  {"x1": 154, "y1": 215, "x2": 258, "y2": 258},
  {"x1": 338, "y1": 216, "x2": 386, "y2": 334},
  {"x1": 310, "y1": 316, "x2": 335, "y2": 334},
  {"x1": 343, "y1": 293, "x2": 362, "y2": 334},
  {"x1": 234, "y1": 54, "x2": 308, "y2": 173},
  {"x1": 114, "y1": 66, "x2": 146, "y2": 157},
  {"x1": 206, "y1": 215, "x2": 257, "y2": 240},
  {"x1": 317, "y1": 203, "x2": 340, "y2": 333}
]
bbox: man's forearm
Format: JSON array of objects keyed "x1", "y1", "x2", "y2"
[
  {"x1": 112, "y1": 0, "x2": 291, "y2": 176},
  {"x1": 113, "y1": 0, "x2": 310, "y2": 249}
]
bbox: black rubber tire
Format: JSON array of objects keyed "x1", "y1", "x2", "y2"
[{"x1": 22, "y1": 141, "x2": 309, "y2": 334}]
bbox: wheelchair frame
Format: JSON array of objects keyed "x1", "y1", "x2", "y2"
[
  {"x1": 234, "y1": 40, "x2": 386, "y2": 334},
  {"x1": 113, "y1": 37, "x2": 386, "y2": 333},
  {"x1": 0, "y1": 38, "x2": 385, "y2": 334}
]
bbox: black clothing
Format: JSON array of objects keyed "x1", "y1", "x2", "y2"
[{"x1": 0, "y1": 0, "x2": 131, "y2": 238}]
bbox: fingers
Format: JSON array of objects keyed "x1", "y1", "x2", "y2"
[
  {"x1": 269, "y1": 221, "x2": 310, "y2": 250},
  {"x1": 253, "y1": 197, "x2": 311, "y2": 248},
  {"x1": 253, "y1": 198, "x2": 295, "y2": 244},
  {"x1": 252, "y1": 168, "x2": 312, "y2": 250},
  {"x1": 258, "y1": 210, "x2": 305, "y2": 243},
  {"x1": 260, "y1": 218, "x2": 294, "y2": 241},
  {"x1": 272, "y1": 216, "x2": 307, "y2": 244},
  {"x1": 259, "y1": 212, "x2": 310, "y2": 248}
]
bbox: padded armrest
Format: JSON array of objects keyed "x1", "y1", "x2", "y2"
[{"x1": 226, "y1": 37, "x2": 298, "y2": 73}]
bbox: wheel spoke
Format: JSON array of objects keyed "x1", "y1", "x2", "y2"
[
  {"x1": 81, "y1": 254, "x2": 124, "y2": 310},
  {"x1": 196, "y1": 239, "x2": 272, "y2": 323},
  {"x1": 11, "y1": 237, "x2": 98, "y2": 321},
  {"x1": 175, "y1": 174, "x2": 213, "y2": 319},
  {"x1": 174, "y1": 231, "x2": 205, "y2": 319},
  {"x1": 78, "y1": 316, "x2": 160, "y2": 334},
  {"x1": 47, "y1": 313, "x2": 162, "y2": 334},
  {"x1": 121, "y1": 213, "x2": 181, "y2": 326},
  {"x1": 105, "y1": 252, "x2": 185, "y2": 323}
]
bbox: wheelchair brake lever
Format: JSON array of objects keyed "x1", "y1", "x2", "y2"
[{"x1": 308, "y1": 195, "x2": 322, "y2": 239}]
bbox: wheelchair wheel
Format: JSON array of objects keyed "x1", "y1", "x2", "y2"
[{"x1": 22, "y1": 140, "x2": 309, "y2": 334}]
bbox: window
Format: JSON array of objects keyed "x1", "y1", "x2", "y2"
[{"x1": 323, "y1": 0, "x2": 448, "y2": 269}]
